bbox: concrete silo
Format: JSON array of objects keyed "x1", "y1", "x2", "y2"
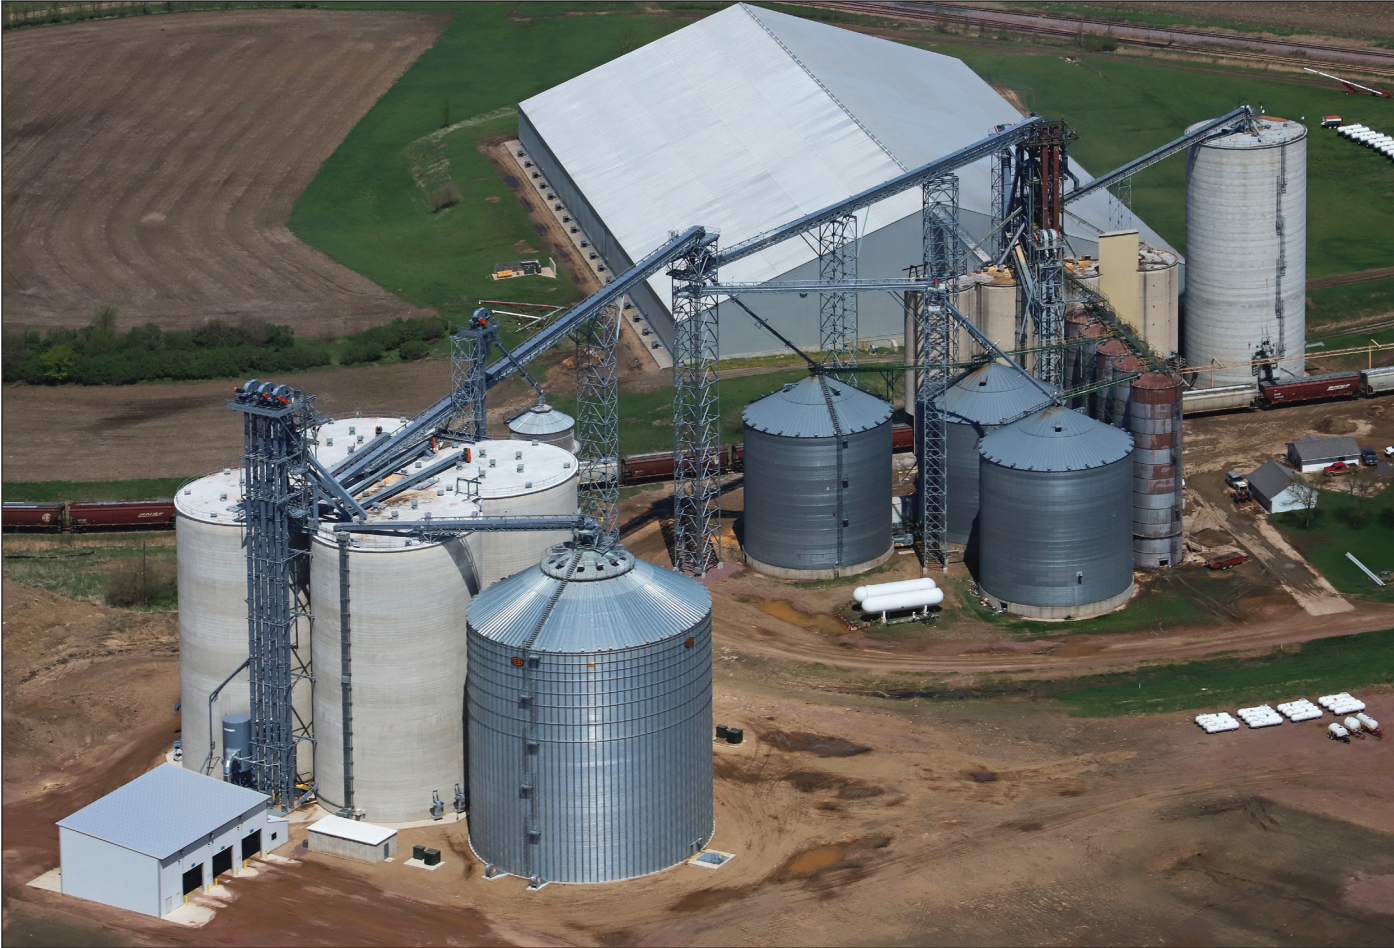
[
  {"x1": 459, "y1": 440, "x2": 579, "y2": 586},
  {"x1": 935, "y1": 362, "x2": 1052, "y2": 553},
  {"x1": 977, "y1": 406, "x2": 1135, "y2": 619},
  {"x1": 741, "y1": 375, "x2": 893, "y2": 579},
  {"x1": 466, "y1": 539, "x2": 713, "y2": 885},
  {"x1": 1128, "y1": 373, "x2": 1184, "y2": 569},
  {"x1": 506, "y1": 403, "x2": 576, "y2": 451},
  {"x1": 309, "y1": 474, "x2": 482, "y2": 824},
  {"x1": 175, "y1": 416, "x2": 399, "y2": 778},
  {"x1": 1184, "y1": 117, "x2": 1306, "y2": 387}
]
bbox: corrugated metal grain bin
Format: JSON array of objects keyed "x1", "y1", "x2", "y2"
[
  {"x1": 466, "y1": 540, "x2": 713, "y2": 886},
  {"x1": 741, "y1": 375, "x2": 893, "y2": 578},
  {"x1": 507, "y1": 403, "x2": 576, "y2": 450},
  {"x1": 934, "y1": 362, "x2": 1052, "y2": 551},
  {"x1": 1129, "y1": 374, "x2": 1184, "y2": 568},
  {"x1": 977, "y1": 406, "x2": 1135, "y2": 619}
]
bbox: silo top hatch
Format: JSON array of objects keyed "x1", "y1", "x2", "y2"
[
  {"x1": 743, "y1": 376, "x2": 891, "y2": 438},
  {"x1": 938, "y1": 362, "x2": 1052, "y2": 428},
  {"x1": 979, "y1": 406, "x2": 1132, "y2": 473},
  {"x1": 1186, "y1": 116, "x2": 1305, "y2": 149},
  {"x1": 467, "y1": 545, "x2": 711, "y2": 652}
]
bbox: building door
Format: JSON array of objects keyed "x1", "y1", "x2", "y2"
[
  {"x1": 241, "y1": 829, "x2": 262, "y2": 862},
  {"x1": 182, "y1": 863, "x2": 204, "y2": 896},
  {"x1": 211, "y1": 847, "x2": 233, "y2": 879}
]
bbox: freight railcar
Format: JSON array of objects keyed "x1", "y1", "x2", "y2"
[
  {"x1": 2, "y1": 499, "x2": 177, "y2": 532},
  {"x1": 1259, "y1": 371, "x2": 1361, "y2": 407}
]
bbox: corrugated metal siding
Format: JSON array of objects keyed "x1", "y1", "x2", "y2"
[
  {"x1": 977, "y1": 456, "x2": 1134, "y2": 609},
  {"x1": 742, "y1": 414, "x2": 892, "y2": 572},
  {"x1": 466, "y1": 553, "x2": 713, "y2": 883}
]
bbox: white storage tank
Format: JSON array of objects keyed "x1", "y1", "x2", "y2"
[
  {"x1": 310, "y1": 477, "x2": 483, "y2": 824},
  {"x1": 1184, "y1": 116, "x2": 1307, "y2": 388},
  {"x1": 458, "y1": 439, "x2": 579, "y2": 586},
  {"x1": 175, "y1": 416, "x2": 400, "y2": 778},
  {"x1": 1136, "y1": 247, "x2": 1179, "y2": 357}
]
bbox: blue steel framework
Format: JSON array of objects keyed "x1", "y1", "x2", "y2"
[
  {"x1": 817, "y1": 215, "x2": 858, "y2": 378},
  {"x1": 229, "y1": 384, "x2": 318, "y2": 814},
  {"x1": 575, "y1": 299, "x2": 622, "y2": 544}
]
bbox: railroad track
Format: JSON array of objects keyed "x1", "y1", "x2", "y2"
[{"x1": 814, "y1": 1, "x2": 1394, "y2": 80}]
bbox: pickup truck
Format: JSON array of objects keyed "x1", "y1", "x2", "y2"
[
  {"x1": 1224, "y1": 471, "x2": 1248, "y2": 489},
  {"x1": 1324, "y1": 461, "x2": 1352, "y2": 475}
]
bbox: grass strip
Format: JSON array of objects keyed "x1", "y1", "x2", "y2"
[{"x1": 2, "y1": 478, "x2": 189, "y2": 503}]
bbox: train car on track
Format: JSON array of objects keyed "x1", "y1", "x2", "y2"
[
  {"x1": 1, "y1": 502, "x2": 67, "y2": 532},
  {"x1": 67, "y1": 500, "x2": 177, "y2": 530},
  {"x1": 1259, "y1": 371, "x2": 1361, "y2": 407}
]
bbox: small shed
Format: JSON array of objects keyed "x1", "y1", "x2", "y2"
[
  {"x1": 1286, "y1": 434, "x2": 1361, "y2": 473},
  {"x1": 307, "y1": 814, "x2": 397, "y2": 863},
  {"x1": 1247, "y1": 460, "x2": 1309, "y2": 514},
  {"x1": 57, "y1": 765, "x2": 272, "y2": 918}
]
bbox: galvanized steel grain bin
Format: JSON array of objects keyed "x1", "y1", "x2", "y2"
[
  {"x1": 934, "y1": 362, "x2": 1051, "y2": 550},
  {"x1": 742, "y1": 375, "x2": 893, "y2": 578},
  {"x1": 466, "y1": 541, "x2": 713, "y2": 885},
  {"x1": 977, "y1": 407, "x2": 1134, "y2": 619}
]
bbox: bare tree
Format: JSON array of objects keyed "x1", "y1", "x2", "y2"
[{"x1": 1286, "y1": 472, "x2": 1321, "y2": 527}]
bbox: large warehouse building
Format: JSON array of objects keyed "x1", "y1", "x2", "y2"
[{"x1": 519, "y1": 2, "x2": 1175, "y2": 358}]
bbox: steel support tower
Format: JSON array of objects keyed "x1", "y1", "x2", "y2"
[
  {"x1": 449, "y1": 322, "x2": 491, "y2": 440},
  {"x1": 670, "y1": 235, "x2": 721, "y2": 576},
  {"x1": 1025, "y1": 229, "x2": 1067, "y2": 387},
  {"x1": 914, "y1": 176, "x2": 962, "y2": 572},
  {"x1": 230, "y1": 384, "x2": 317, "y2": 814},
  {"x1": 990, "y1": 148, "x2": 1013, "y2": 261},
  {"x1": 817, "y1": 215, "x2": 858, "y2": 377},
  {"x1": 575, "y1": 298, "x2": 622, "y2": 544},
  {"x1": 1009, "y1": 123, "x2": 1075, "y2": 389}
]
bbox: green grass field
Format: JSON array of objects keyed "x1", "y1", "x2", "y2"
[
  {"x1": 1030, "y1": 627, "x2": 1394, "y2": 716},
  {"x1": 2, "y1": 478, "x2": 190, "y2": 503},
  {"x1": 1272, "y1": 486, "x2": 1394, "y2": 603},
  {"x1": 1307, "y1": 278, "x2": 1394, "y2": 332},
  {"x1": 1, "y1": 535, "x2": 178, "y2": 609},
  {"x1": 955, "y1": 568, "x2": 1216, "y2": 636}
]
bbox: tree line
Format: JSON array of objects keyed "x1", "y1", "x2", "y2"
[{"x1": 2, "y1": 306, "x2": 449, "y2": 385}]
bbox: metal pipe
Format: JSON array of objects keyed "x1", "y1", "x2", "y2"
[
  {"x1": 199, "y1": 658, "x2": 250, "y2": 777},
  {"x1": 724, "y1": 297, "x2": 821, "y2": 370},
  {"x1": 337, "y1": 533, "x2": 354, "y2": 810}
]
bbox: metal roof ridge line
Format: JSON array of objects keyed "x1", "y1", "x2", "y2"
[{"x1": 739, "y1": 3, "x2": 907, "y2": 172}]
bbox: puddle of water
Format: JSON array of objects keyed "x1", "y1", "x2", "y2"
[{"x1": 759, "y1": 600, "x2": 848, "y2": 636}]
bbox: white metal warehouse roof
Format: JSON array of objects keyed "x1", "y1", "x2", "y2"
[
  {"x1": 519, "y1": 3, "x2": 1172, "y2": 311},
  {"x1": 308, "y1": 814, "x2": 395, "y2": 846},
  {"x1": 57, "y1": 765, "x2": 269, "y2": 859}
]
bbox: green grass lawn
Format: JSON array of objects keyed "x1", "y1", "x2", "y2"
[
  {"x1": 1307, "y1": 278, "x2": 1394, "y2": 332},
  {"x1": 2, "y1": 535, "x2": 178, "y2": 609},
  {"x1": 955, "y1": 568, "x2": 1215, "y2": 636},
  {"x1": 1271, "y1": 485, "x2": 1394, "y2": 602},
  {"x1": 2, "y1": 478, "x2": 190, "y2": 503},
  {"x1": 288, "y1": 2, "x2": 695, "y2": 352},
  {"x1": 1030, "y1": 627, "x2": 1394, "y2": 716}
]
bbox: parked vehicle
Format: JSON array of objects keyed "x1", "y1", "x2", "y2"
[
  {"x1": 1362, "y1": 446, "x2": 1379, "y2": 466},
  {"x1": 1224, "y1": 471, "x2": 1248, "y2": 489},
  {"x1": 1324, "y1": 461, "x2": 1352, "y2": 475},
  {"x1": 1206, "y1": 551, "x2": 1248, "y2": 570}
]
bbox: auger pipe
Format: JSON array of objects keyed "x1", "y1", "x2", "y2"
[
  {"x1": 332, "y1": 515, "x2": 597, "y2": 535},
  {"x1": 1063, "y1": 106, "x2": 1251, "y2": 205},
  {"x1": 356, "y1": 450, "x2": 466, "y2": 508},
  {"x1": 715, "y1": 117, "x2": 1043, "y2": 269},
  {"x1": 332, "y1": 227, "x2": 708, "y2": 491}
]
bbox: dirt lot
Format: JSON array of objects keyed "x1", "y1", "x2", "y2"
[
  {"x1": 4, "y1": 564, "x2": 1393, "y2": 947},
  {"x1": 1, "y1": 9, "x2": 446, "y2": 335}
]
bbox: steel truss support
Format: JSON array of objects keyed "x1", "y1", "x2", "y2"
[
  {"x1": 670, "y1": 234, "x2": 722, "y2": 576},
  {"x1": 449, "y1": 323, "x2": 491, "y2": 440},
  {"x1": 575, "y1": 298, "x2": 621, "y2": 544},
  {"x1": 990, "y1": 150, "x2": 1013, "y2": 261},
  {"x1": 1024, "y1": 229, "x2": 1067, "y2": 387},
  {"x1": 230, "y1": 385, "x2": 318, "y2": 814},
  {"x1": 1109, "y1": 176, "x2": 1133, "y2": 231},
  {"x1": 817, "y1": 215, "x2": 858, "y2": 377}
]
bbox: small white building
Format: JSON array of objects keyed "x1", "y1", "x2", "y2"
[
  {"x1": 57, "y1": 765, "x2": 276, "y2": 918},
  {"x1": 307, "y1": 814, "x2": 398, "y2": 863},
  {"x1": 1246, "y1": 460, "x2": 1309, "y2": 514},
  {"x1": 1286, "y1": 434, "x2": 1361, "y2": 473}
]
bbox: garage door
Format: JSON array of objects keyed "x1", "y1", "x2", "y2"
[
  {"x1": 182, "y1": 863, "x2": 204, "y2": 895},
  {"x1": 241, "y1": 829, "x2": 262, "y2": 862},
  {"x1": 212, "y1": 847, "x2": 233, "y2": 879}
]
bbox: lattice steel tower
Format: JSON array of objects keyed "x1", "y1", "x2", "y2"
[
  {"x1": 817, "y1": 215, "x2": 858, "y2": 378},
  {"x1": 575, "y1": 299, "x2": 622, "y2": 544},
  {"x1": 670, "y1": 234, "x2": 722, "y2": 575},
  {"x1": 229, "y1": 382, "x2": 318, "y2": 814}
]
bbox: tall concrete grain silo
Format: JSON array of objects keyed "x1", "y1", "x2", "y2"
[
  {"x1": 176, "y1": 416, "x2": 399, "y2": 778},
  {"x1": 976, "y1": 406, "x2": 1135, "y2": 619},
  {"x1": 458, "y1": 440, "x2": 579, "y2": 586},
  {"x1": 309, "y1": 470, "x2": 482, "y2": 824},
  {"x1": 1184, "y1": 116, "x2": 1306, "y2": 387},
  {"x1": 741, "y1": 375, "x2": 893, "y2": 579},
  {"x1": 935, "y1": 362, "x2": 1052, "y2": 554},
  {"x1": 467, "y1": 538, "x2": 713, "y2": 885}
]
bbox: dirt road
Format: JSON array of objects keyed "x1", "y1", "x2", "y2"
[{"x1": 2, "y1": 10, "x2": 446, "y2": 335}]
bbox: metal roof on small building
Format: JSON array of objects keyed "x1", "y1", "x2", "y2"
[
  {"x1": 1287, "y1": 434, "x2": 1360, "y2": 463},
  {"x1": 57, "y1": 765, "x2": 268, "y2": 859},
  {"x1": 936, "y1": 362, "x2": 1053, "y2": 427},
  {"x1": 308, "y1": 814, "x2": 395, "y2": 846},
  {"x1": 467, "y1": 545, "x2": 711, "y2": 653},
  {"x1": 743, "y1": 375, "x2": 891, "y2": 438},
  {"x1": 1246, "y1": 460, "x2": 1298, "y2": 501},
  {"x1": 978, "y1": 406, "x2": 1133, "y2": 472}
]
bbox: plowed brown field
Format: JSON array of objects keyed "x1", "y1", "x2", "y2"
[{"x1": 1, "y1": 9, "x2": 446, "y2": 335}]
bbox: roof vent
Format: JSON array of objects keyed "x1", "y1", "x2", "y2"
[
  {"x1": 978, "y1": 378, "x2": 988, "y2": 386},
  {"x1": 1054, "y1": 425, "x2": 1064, "y2": 433},
  {"x1": 390, "y1": 509, "x2": 399, "y2": 519},
  {"x1": 184, "y1": 489, "x2": 191, "y2": 496},
  {"x1": 411, "y1": 498, "x2": 419, "y2": 510},
  {"x1": 219, "y1": 493, "x2": 227, "y2": 502},
  {"x1": 223, "y1": 468, "x2": 231, "y2": 475},
  {"x1": 489, "y1": 458, "x2": 496, "y2": 468},
  {"x1": 437, "y1": 488, "x2": 445, "y2": 496},
  {"x1": 415, "y1": 461, "x2": 423, "y2": 469},
  {"x1": 517, "y1": 464, "x2": 524, "y2": 473},
  {"x1": 525, "y1": 481, "x2": 533, "y2": 489},
  {"x1": 515, "y1": 451, "x2": 523, "y2": 460},
  {"x1": 326, "y1": 437, "x2": 334, "y2": 446},
  {"x1": 348, "y1": 426, "x2": 356, "y2": 435},
  {"x1": 532, "y1": 440, "x2": 539, "y2": 447}
]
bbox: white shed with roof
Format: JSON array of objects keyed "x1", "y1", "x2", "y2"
[
  {"x1": 57, "y1": 765, "x2": 275, "y2": 918},
  {"x1": 1246, "y1": 460, "x2": 1307, "y2": 514}
]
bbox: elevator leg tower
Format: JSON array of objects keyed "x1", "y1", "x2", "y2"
[
  {"x1": 670, "y1": 234, "x2": 721, "y2": 576},
  {"x1": 230, "y1": 384, "x2": 317, "y2": 814},
  {"x1": 817, "y1": 215, "x2": 858, "y2": 379},
  {"x1": 576, "y1": 298, "x2": 622, "y2": 544}
]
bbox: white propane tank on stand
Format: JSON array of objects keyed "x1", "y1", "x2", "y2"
[{"x1": 853, "y1": 578, "x2": 937, "y2": 603}]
